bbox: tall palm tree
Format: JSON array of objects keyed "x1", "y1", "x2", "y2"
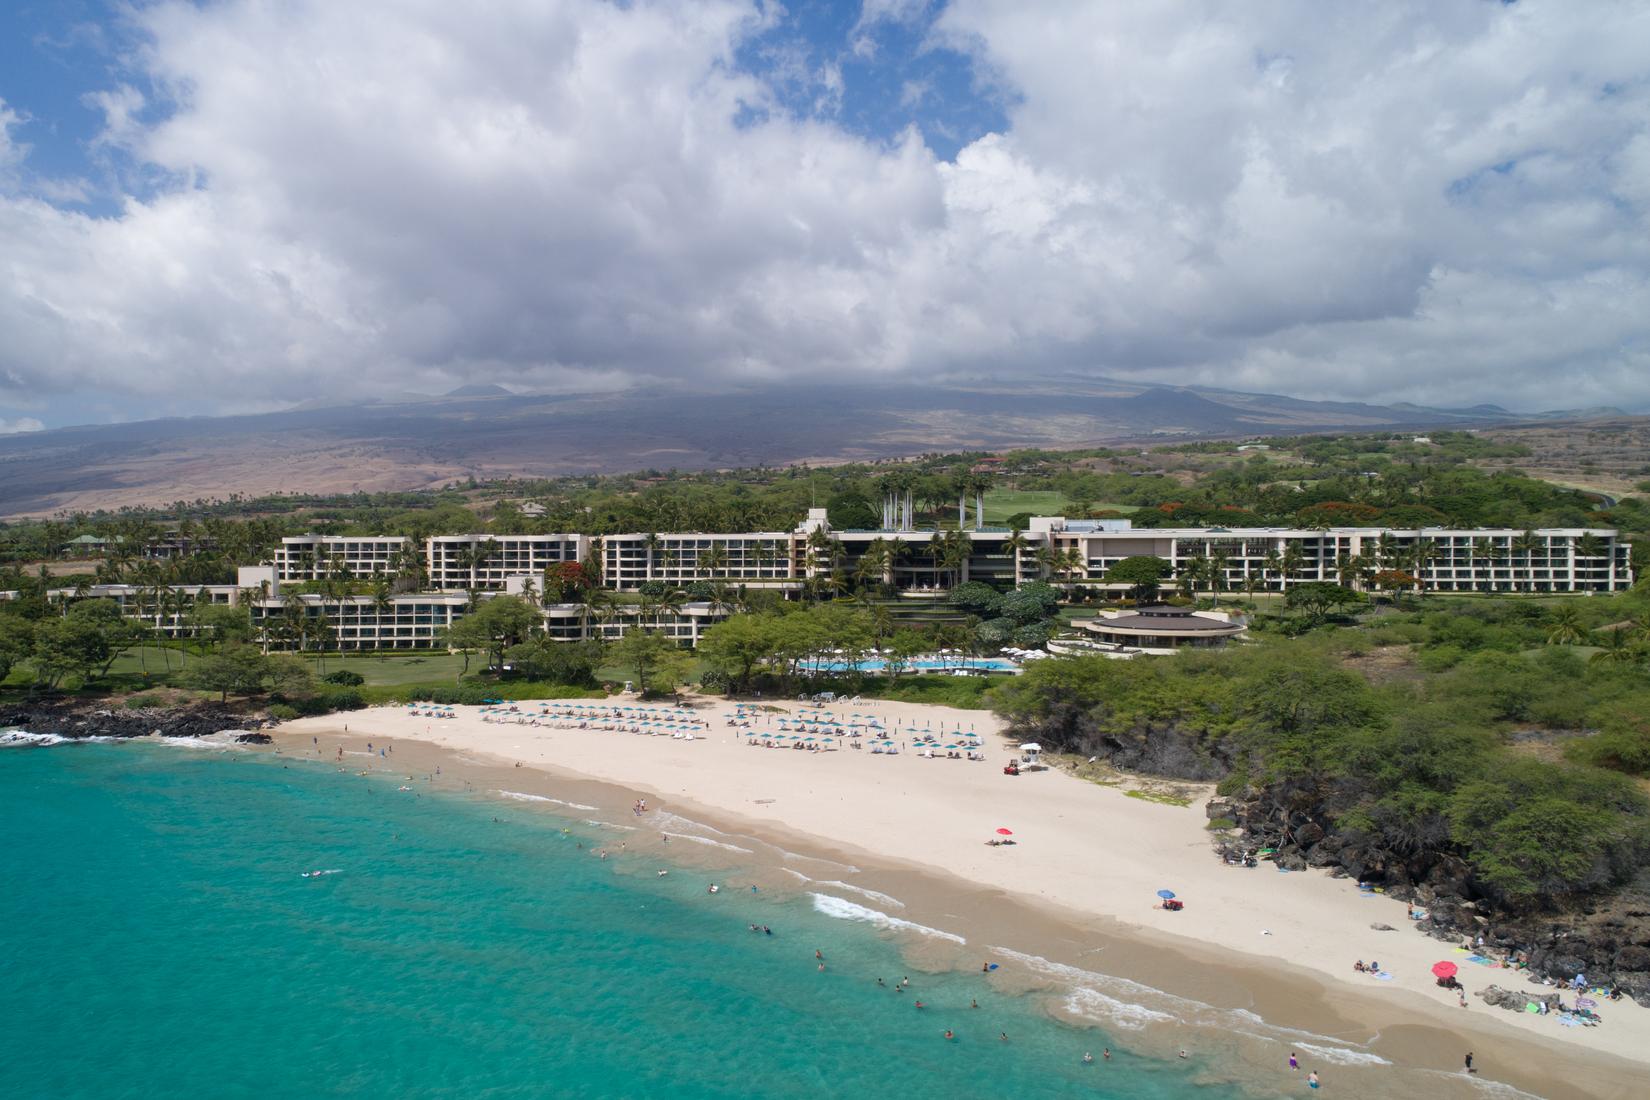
[
  {"x1": 1409, "y1": 538, "x2": 1438, "y2": 599},
  {"x1": 1511, "y1": 530, "x2": 1543, "y2": 593},
  {"x1": 1207, "y1": 548, "x2": 1231, "y2": 606},
  {"x1": 1278, "y1": 544, "x2": 1306, "y2": 589},
  {"x1": 642, "y1": 532, "x2": 662, "y2": 583},
  {"x1": 699, "y1": 541, "x2": 729, "y2": 583},
  {"x1": 1546, "y1": 605, "x2": 1585, "y2": 646},
  {"x1": 1177, "y1": 555, "x2": 1206, "y2": 600}
]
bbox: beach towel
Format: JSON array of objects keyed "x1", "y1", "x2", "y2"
[{"x1": 1374, "y1": 972, "x2": 1394, "y2": 981}]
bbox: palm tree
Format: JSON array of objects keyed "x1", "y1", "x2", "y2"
[
  {"x1": 371, "y1": 580, "x2": 395, "y2": 659},
  {"x1": 1261, "y1": 548, "x2": 1283, "y2": 594},
  {"x1": 1546, "y1": 605, "x2": 1585, "y2": 646},
  {"x1": 1335, "y1": 552, "x2": 1365, "y2": 590},
  {"x1": 1177, "y1": 556, "x2": 1205, "y2": 600},
  {"x1": 642, "y1": 532, "x2": 662, "y2": 583},
  {"x1": 1590, "y1": 628, "x2": 1638, "y2": 665},
  {"x1": 1002, "y1": 528, "x2": 1030, "y2": 585},
  {"x1": 1409, "y1": 538, "x2": 1438, "y2": 599},
  {"x1": 1511, "y1": 530, "x2": 1543, "y2": 593},
  {"x1": 699, "y1": 542, "x2": 729, "y2": 583},
  {"x1": 1278, "y1": 544, "x2": 1306, "y2": 590},
  {"x1": 1207, "y1": 548, "x2": 1231, "y2": 606}
]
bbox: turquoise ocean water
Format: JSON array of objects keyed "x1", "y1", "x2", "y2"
[{"x1": 0, "y1": 738, "x2": 1250, "y2": 1099}]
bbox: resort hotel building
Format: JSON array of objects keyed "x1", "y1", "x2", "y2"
[{"x1": 10, "y1": 513, "x2": 1633, "y2": 653}]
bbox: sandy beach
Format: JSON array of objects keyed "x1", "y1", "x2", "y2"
[{"x1": 276, "y1": 694, "x2": 1650, "y2": 1099}]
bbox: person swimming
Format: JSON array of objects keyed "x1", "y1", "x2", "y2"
[
  {"x1": 1102, "y1": 1049, "x2": 1111, "y2": 1061},
  {"x1": 1082, "y1": 1052, "x2": 1093, "y2": 1064},
  {"x1": 943, "y1": 1030, "x2": 954, "y2": 1041}
]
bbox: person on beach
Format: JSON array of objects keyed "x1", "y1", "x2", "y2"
[
  {"x1": 1178, "y1": 1050, "x2": 1187, "y2": 1059},
  {"x1": 1464, "y1": 1052, "x2": 1475, "y2": 1074},
  {"x1": 1288, "y1": 1052, "x2": 1298, "y2": 1071},
  {"x1": 1307, "y1": 1070, "x2": 1320, "y2": 1089}
]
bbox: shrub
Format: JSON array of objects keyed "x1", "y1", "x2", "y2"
[
  {"x1": 266, "y1": 703, "x2": 300, "y2": 721},
  {"x1": 1206, "y1": 817, "x2": 1237, "y2": 830},
  {"x1": 270, "y1": 689, "x2": 366, "y2": 716},
  {"x1": 322, "y1": 670, "x2": 366, "y2": 686}
]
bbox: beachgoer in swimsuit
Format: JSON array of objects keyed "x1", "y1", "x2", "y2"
[
  {"x1": 1288, "y1": 1052, "x2": 1298, "y2": 1070},
  {"x1": 1465, "y1": 1052, "x2": 1475, "y2": 1074},
  {"x1": 944, "y1": 1030, "x2": 954, "y2": 1041},
  {"x1": 1103, "y1": 1049, "x2": 1111, "y2": 1061},
  {"x1": 1082, "y1": 1052, "x2": 1093, "y2": 1064},
  {"x1": 1308, "y1": 1071, "x2": 1319, "y2": 1089}
]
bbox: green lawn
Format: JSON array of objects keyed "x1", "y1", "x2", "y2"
[{"x1": 979, "y1": 489, "x2": 1137, "y2": 524}]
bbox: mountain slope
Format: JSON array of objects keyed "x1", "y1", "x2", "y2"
[{"x1": 0, "y1": 379, "x2": 1598, "y2": 517}]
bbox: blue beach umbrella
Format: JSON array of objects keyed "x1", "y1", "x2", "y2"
[{"x1": 1157, "y1": 889, "x2": 1176, "y2": 900}]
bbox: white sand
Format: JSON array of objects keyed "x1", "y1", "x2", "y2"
[{"x1": 285, "y1": 694, "x2": 1650, "y2": 1074}]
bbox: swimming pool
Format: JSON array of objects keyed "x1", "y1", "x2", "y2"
[{"x1": 797, "y1": 656, "x2": 1021, "y2": 674}]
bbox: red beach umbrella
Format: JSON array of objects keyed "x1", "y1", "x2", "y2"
[
  {"x1": 996, "y1": 828, "x2": 1013, "y2": 836},
  {"x1": 1431, "y1": 961, "x2": 1458, "y2": 979}
]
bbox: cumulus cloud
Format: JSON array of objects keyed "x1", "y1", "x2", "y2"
[
  {"x1": 0, "y1": 417, "x2": 45, "y2": 435},
  {"x1": 0, "y1": 0, "x2": 1647, "y2": 419}
]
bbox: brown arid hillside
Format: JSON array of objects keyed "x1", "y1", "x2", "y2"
[
  {"x1": 0, "y1": 379, "x2": 1626, "y2": 518},
  {"x1": 1476, "y1": 417, "x2": 1650, "y2": 500}
]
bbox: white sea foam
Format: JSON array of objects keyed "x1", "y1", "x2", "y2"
[
  {"x1": 1062, "y1": 986, "x2": 1176, "y2": 1030},
  {"x1": 1, "y1": 730, "x2": 125, "y2": 747},
  {"x1": 1291, "y1": 1041, "x2": 1391, "y2": 1067},
  {"x1": 492, "y1": 790, "x2": 597, "y2": 810},
  {"x1": 809, "y1": 893, "x2": 966, "y2": 945},
  {"x1": 815, "y1": 881, "x2": 905, "y2": 909},
  {"x1": 155, "y1": 734, "x2": 244, "y2": 750},
  {"x1": 1, "y1": 730, "x2": 69, "y2": 747},
  {"x1": 652, "y1": 811, "x2": 730, "y2": 836},
  {"x1": 781, "y1": 868, "x2": 812, "y2": 882},
  {"x1": 996, "y1": 947, "x2": 1386, "y2": 1065},
  {"x1": 663, "y1": 832, "x2": 754, "y2": 854}
]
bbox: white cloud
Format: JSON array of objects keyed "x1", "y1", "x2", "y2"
[
  {"x1": 0, "y1": 0, "x2": 1647, "y2": 418},
  {"x1": 0, "y1": 416, "x2": 45, "y2": 435}
]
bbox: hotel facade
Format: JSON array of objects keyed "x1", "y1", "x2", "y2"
[{"x1": 14, "y1": 514, "x2": 1633, "y2": 652}]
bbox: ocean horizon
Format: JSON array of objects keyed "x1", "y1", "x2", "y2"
[{"x1": 1, "y1": 735, "x2": 1252, "y2": 1099}]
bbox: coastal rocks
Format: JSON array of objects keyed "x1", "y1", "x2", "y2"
[
  {"x1": 1475, "y1": 985, "x2": 1551, "y2": 1012},
  {"x1": 0, "y1": 701, "x2": 268, "y2": 742},
  {"x1": 236, "y1": 732, "x2": 274, "y2": 744},
  {"x1": 1370, "y1": 922, "x2": 1397, "y2": 932},
  {"x1": 1205, "y1": 798, "x2": 1237, "y2": 822}
]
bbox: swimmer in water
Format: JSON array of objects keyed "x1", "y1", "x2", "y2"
[
  {"x1": 943, "y1": 1030, "x2": 954, "y2": 1041},
  {"x1": 1082, "y1": 1052, "x2": 1093, "y2": 1064},
  {"x1": 1178, "y1": 1050, "x2": 1188, "y2": 1059},
  {"x1": 1103, "y1": 1049, "x2": 1111, "y2": 1061},
  {"x1": 817, "y1": 963, "x2": 825, "y2": 972},
  {"x1": 970, "y1": 999, "x2": 978, "y2": 1009},
  {"x1": 815, "y1": 950, "x2": 823, "y2": 960},
  {"x1": 999, "y1": 1033, "x2": 1008, "y2": 1042},
  {"x1": 914, "y1": 1001, "x2": 924, "y2": 1010},
  {"x1": 1307, "y1": 1070, "x2": 1320, "y2": 1089}
]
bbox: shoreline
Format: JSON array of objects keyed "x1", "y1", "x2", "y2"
[{"x1": 265, "y1": 698, "x2": 1648, "y2": 1099}]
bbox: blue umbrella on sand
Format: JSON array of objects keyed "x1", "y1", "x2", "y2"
[{"x1": 1157, "y1": 889, "x2": 1176, "y2": 900}]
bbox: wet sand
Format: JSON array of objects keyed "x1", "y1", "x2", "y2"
[{"x1": 269, "y1": 699, "x2": 1650, "y2": 1100}]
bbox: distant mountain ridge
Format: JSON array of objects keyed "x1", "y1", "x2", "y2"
[{"x1": 0, "y1": 377, "x2": 1626, "y2": 517}]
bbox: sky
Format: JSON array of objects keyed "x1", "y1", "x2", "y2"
[{"x1": 1, "y1": 0, "x2": 1648, "y2": 433}]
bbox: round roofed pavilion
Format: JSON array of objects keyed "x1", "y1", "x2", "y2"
[{"x1": 1076, "y1": 603, "x2": 1246, "y2": 651}]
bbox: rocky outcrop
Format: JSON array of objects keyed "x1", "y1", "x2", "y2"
[{"x1": 0, "y1": 700, "x2": 269, "y2": 741}]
